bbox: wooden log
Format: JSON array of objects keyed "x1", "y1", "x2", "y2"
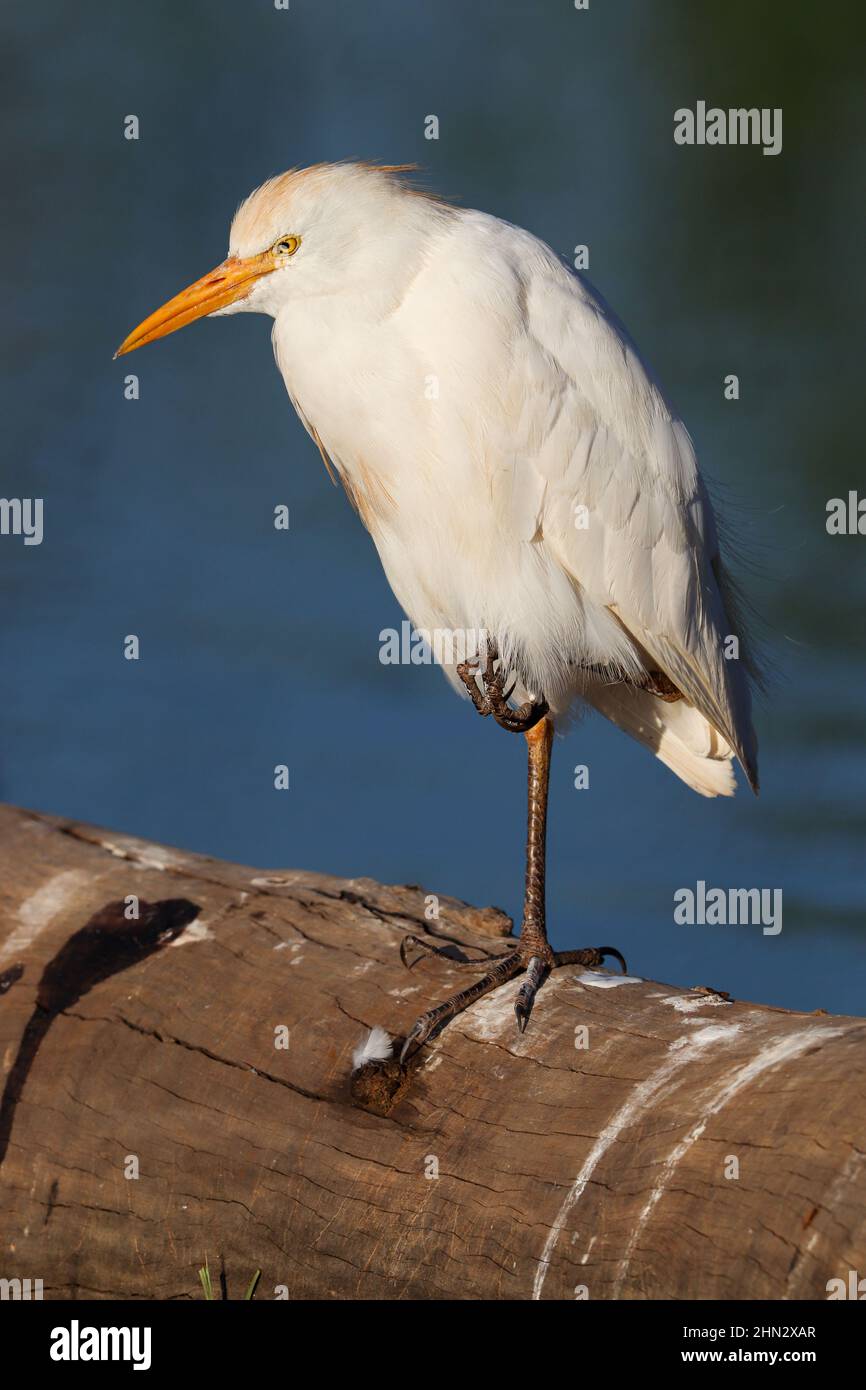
[{"x1": 0, "y1": 802, "x2": 863, "y2": 1301}]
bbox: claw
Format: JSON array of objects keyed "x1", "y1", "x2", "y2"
[
  {"x1": 399, "y1": 1019, "x2": 430, "y2": 1065},
  {"x1": 400, "y1": 935, "x2": 423, "y2": 969},
  {"x1": 514, "y1": 955, "x2": 546, "y2": 1034},
  {"x1": 553, "y1": 944, "x2": 628, "y2": 973},
  {"x1": 400, "y1": 932, "x2": 506, "y2": 972},
  {"x1": 458, "y1": 639, "x2": 548, "y2": 733},
  {"x1": 597, "y1": 946, "x2": 628, "y2": 975}
]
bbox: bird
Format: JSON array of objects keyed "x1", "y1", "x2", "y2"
[{"x1": 116, "y1": 161, "x2": 759, "y2": 1065}]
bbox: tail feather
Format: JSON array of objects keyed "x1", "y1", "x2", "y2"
[{"x1": 581, "y1": 680, "x2": 738, "y2": 798}]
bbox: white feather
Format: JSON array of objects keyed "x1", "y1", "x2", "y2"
[
  {"x1": 352, "y1": 1025, "x2": 393, "y2": 1071},
  {"x1": 220, "y1": 163, "x2": 758, "y2": 797}
]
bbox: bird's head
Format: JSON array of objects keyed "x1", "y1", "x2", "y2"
[{"x1": 115, "y1": 161, "x2": 444, "y2": 358}]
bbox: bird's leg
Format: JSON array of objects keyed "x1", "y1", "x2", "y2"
[
  {"x1": 398, "y1": 715, "x2": 625, "y2": 1064},
  {"x1": 513, "y1": 716, "x2": 557, "y2": 1028},
  {"x1": 457, "y1": 642, "x2": 549, "y2": 734},
  {"x1": 514, "y1": 718, "x2": 627, "y2": 1027}
]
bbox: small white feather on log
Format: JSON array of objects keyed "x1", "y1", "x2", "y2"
[{"x1": 352, "y1": 1025, "x2": 393, "y2": 1071}]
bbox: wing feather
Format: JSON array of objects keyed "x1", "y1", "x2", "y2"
[{"x1": 523, "y1": 264, "x2": 758, "y2": 789}]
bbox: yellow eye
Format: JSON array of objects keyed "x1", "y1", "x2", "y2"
[{"x1": 273, "y1": 236, "x2": 300, "y2": 258}]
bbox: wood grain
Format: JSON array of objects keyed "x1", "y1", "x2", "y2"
[{"x1": 0, "y1": 803, "x2": 863, "y2": 1300}]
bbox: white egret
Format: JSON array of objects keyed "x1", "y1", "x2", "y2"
[{"x1": 117, "y1": 162, "x2": 759, "y2": 1061}]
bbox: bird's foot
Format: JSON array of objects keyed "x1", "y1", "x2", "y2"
[
  {"x1": 457, "y1": 645, "x2": 548, "y2": 734},
  {"x1": 514, "y1": 944, "x2": 628, "y2": 1032},
  {"x1": 399, "y1": 950, "x2": 523, "y2": 1063},
  {"x1": 398, "y1": 940, "x2": 626, "y2": 1063}
]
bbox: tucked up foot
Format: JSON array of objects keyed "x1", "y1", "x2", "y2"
[{"x1": 457, "y1": 643, "x2": 548, "y2": 734}]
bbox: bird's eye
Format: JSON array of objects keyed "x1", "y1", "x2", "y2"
[{"x1": 273, "y1": 236, "x2": 300, "y2": 258}]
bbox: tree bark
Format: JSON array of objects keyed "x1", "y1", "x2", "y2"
[{"x1": 0, "y1": 802, "x2": 863, "y2": 1301}]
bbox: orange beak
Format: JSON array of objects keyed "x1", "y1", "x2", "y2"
[{"x1": 114, "y1": 251, "x2": 275, "y2": 358}]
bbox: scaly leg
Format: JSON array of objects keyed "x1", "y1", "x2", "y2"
[{"x1": 399, "y1": 715, "x2": 625, "y2": 1062}]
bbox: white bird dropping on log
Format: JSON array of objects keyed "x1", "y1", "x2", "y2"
[{"x1": 352, "y1": 1026, "x2": 393, "y2": 1072}]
